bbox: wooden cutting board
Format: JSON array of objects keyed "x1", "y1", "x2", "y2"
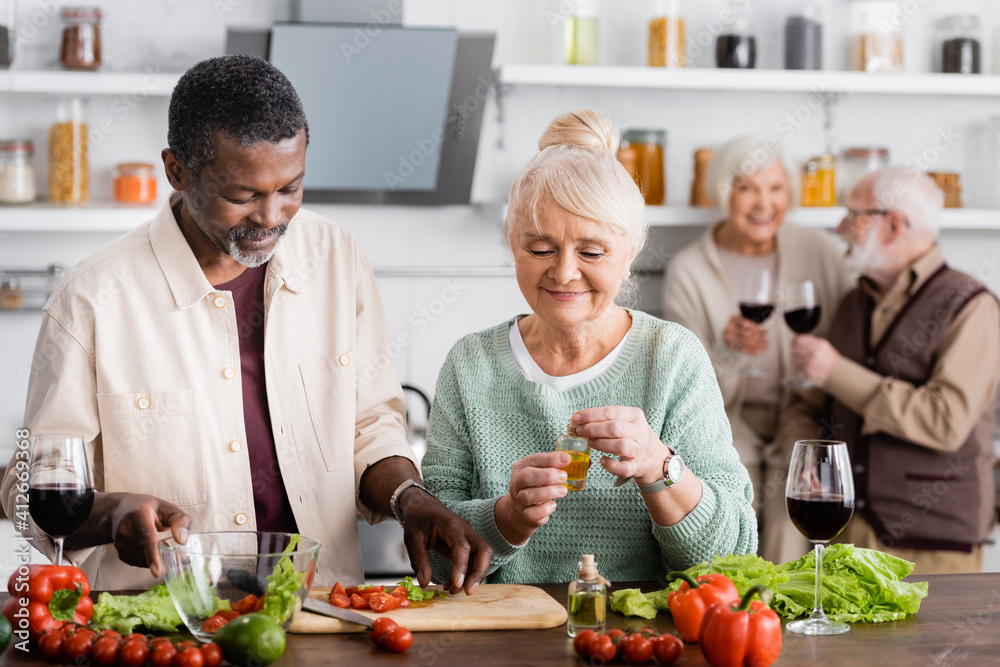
[{"x1": 289, "y1": 584, "x2": 568, "y2": 633}]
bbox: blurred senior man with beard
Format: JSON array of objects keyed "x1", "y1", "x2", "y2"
[{"x1": 775, "y1": 167, "x2": 1000, "y2": 575}]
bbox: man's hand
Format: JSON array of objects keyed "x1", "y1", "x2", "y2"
[
  {"x1": 399, "y1": 489, "x2": 493, "y2": 596},
  {"x1": 724, "y1": 315, "x2": 769, "y2": 356},
  {"x1": 108, "y1": 493, "x2": 191, "y2": 578},
  {"x1": 792, "y1": 334, "x2": 840, "y2": 387}
]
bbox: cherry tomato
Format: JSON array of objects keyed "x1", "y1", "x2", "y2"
[
  {"x1": 573, "y1": 629, "x2": 596, "y2": 659},
  {"x1": 176, "y1": 641, "x2": 196, "y2": 650},
  {"x1": 62, "y1": 632, "x2": 94, "y2": 660},
  {"x1": 383, "y1": 625, "x2": 413, "y2": 653},
  {"x1": 200, "y1": 642, "x2": 223, "y2": 667},
  {"x1": 359, "y1": 586, "x2": 385, "y2": 598},
  {"x1": 616, "y1": 632, "x2": 633, "y2": 659},
  {"x1": 387, "y1": 585, "x2": 409, "y2": 598},
  {"x1": 37, "y1": 629, "x2": 64, "y2": 659},
  {"x1": 99, "y1": 629, "x2": 122, "y2": 641},
  {"x1": 120, "y1": 640, "x2": 151, "y2": 667},
  {"x1": 369, "y1": 616, "x2": 398, "y2": 645},
  {"x1": 231, "y1": 594, "x2": 259, "y2": 614},
  {"x1": 124, "y1": 633, "x2": 148, "y2": 645},
  {"x1": 607, "y1": 628, "x2": 625, "y2": 641},
  {"x1": 150, "y1": 643, "x2": 178, "y2": 667},
  {"x1": 350, "y1": 593, "x2": 369, "y2": 610},
  {"x1": 344, "y1": 586, "x2": 361, "y2": 597},
  {"x1": 202, "y1": 614, "x2": 230, "y2": 634},
  {"x1": 368, "y1": 591, "x2": 403, "y2": 612},
  {"x1": 589, "y1": 635, "x2": 617, "y2": 663},
  {"x1": 652, "y1": 634, "x2": 684, "y2": 664},
  {"x1": 624, "y1": 635, "x2": 653, "y2": 664},
  {"x1": 330, "y1": 593, "x2": 351, "y2": 608},
  {"x1": 332, "y1": 582, "x2": 348, "y2": 597},
  {"x1": 92, "y1": 636, "x2": 121, "y2": 665},
  {"x1": 176, "y1": 646, "x2": 205, "y2": 667}
]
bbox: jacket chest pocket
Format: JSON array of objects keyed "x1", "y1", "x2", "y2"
[
  {"x1": 96, "y1": 389, "x2": 206, "y2": 506},
  {"x1": 300, "y1": 352, "x2": 357, "y2": 471}
]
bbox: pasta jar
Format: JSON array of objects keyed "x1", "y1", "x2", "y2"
[
  {"x1": 49, "y1": 98, "x2": 89, "y2": 204},
  {"x1": 648, "y1": 0, "x2": 685, "y2": 68},
  {"x1": 113, "y1": 163, "x2": 157, "y2": 204},
  {"x1": 60, "y1": 7, "x2": 102, "y2": 70},
  {"x1": 840, "y1": 147, "x2": 889, "y2": 203},
  {"x1": 801, "y1": 154, "x2": 836, "y2": 207},
  {"x1": 618, "y1": 129, "x2": 666, "y2": 206},
  {"x1": 850, "y1": 0, "x2": 903, "y2": 73},
  {"x1": 0, "y1": 140, "x2": 37, "y2": 204}
]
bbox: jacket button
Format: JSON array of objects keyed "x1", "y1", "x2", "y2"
[
  {"x1": 856, "y1": 499, "x2": 867, "y2": 509},
  {"x1": 136, "y1": 397, "x2": 151, "y2": 410},
  {"x1": 339, "y1": 354, "x2": 350, "y2": 367},
  {"x1": 229, "y1": 440, "x2": 242, "y2": 453},
  {"x1": 234, "y1": 513, "x2": 248, "y2": 526},
  {"x1": 223, "y1": 367, "x2": 236, "y2": 379},
  {"x1": 214, "y1": 296, "x2": 227, "y2": 308},
  {"x1": 853, "y1": 464, "x2": 866, "y2": 474}
]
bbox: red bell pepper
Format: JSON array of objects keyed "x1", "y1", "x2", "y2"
[
  {"x1": 3, "y1": 564, "x2": 93, "y2": 640},
  {"x1": 666, "y1": 570, "x2": 740, "y2": 643},
  {"x1": 699, "y1": 585, "x2": 783, "y2": 667}
]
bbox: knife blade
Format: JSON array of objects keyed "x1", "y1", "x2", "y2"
[{"x1": 303, "y1": 598, "x2": 373, "y2": 627}]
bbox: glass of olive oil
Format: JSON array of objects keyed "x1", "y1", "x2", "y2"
[
  {"x1": 565, "y1": 0, "x2": 600, "y2": 65},
  {"x1": 555, "y1": 422, "x2": 591, "y2": 491}
]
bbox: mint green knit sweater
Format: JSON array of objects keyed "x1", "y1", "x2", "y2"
[{"x1": 422, "y1": 310, "x2": 757, "y2": 584}]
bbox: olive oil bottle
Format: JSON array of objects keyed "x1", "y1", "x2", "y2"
[
  {"x1": 555, "y1": 422, "x2": 591, "y2": 491},
  {"x1": 567, "y1": 554, "x2": 606, "y2": 636}
]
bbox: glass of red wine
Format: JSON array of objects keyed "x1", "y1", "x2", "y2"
[
  {"x1": 782, "y1": 280, "x2": 822, "y2": 389},
  {"x1": 738, "y1": 267, "x2": 773, "y2": 378},
  {"x1": 785, "y1": 439, "x2": 855, "y2": 635},
  {"x1": 28, "y1": 435, "x2": 95, "y2": 566}
]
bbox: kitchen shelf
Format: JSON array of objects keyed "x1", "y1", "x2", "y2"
[
  {"x1": 0, "y1": 202, "x2": 161, "y2": 232},
  {"x1": 497, "y1": 65, "x2": 1000, "y2": 97},
  {"x1": 645, "y1": 206, "x2": 1000, "y2": 230},
  {"x1": 0, "y1": 69, "x2": 183, "y2": 96}
]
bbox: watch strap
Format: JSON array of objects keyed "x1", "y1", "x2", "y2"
[
  {"x1": 638, "y1": 452, "x2": 682, "y2": 494},
  {"x1": 390, "y1": 479, "x2": 429, "y2": 525}
]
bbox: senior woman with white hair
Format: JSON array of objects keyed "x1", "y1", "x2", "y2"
[
  {"x1": 420, "y1": 110, "x2": 756, "y2": 585},
  {"x1": 662, "y1": 136, "x2": 854, "y2": 564}
]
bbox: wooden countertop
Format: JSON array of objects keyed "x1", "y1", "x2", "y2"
[{"x1": 1, "y1": 574, "x2": 998, "y2": 665}]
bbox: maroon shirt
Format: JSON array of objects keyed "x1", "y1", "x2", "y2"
[{"x1": 214, "y1": 265, "x2": 298, "y2": 533}]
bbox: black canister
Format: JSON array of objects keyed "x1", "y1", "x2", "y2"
[
  {"x1": 784, "y1": 2, "x2": 823, "y2": 71},
  {"x1": 936, "y1": 16, "x2": 981, "y2": 75}
]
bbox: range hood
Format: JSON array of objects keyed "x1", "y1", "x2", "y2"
[{"x1": 228, "y1": 22, "x2": 494, "y2": 206}]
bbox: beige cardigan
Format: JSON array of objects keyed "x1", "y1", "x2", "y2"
[{"x1": 662, "y1": 222, "x2": 855, "y2": 450}]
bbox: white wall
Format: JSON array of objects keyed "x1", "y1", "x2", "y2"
[{"x1": 1, "y1": 0, "x2": 1000, "y2": 573}]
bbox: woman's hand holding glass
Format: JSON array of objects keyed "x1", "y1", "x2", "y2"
[{"x1": 495, "y1": 452, "x2": 570, "y2": 545}]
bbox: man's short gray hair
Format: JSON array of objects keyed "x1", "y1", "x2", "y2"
[
  {"x1": 869, "y1": 167, "x2": 943, "y2": 238},
  {"x1": 706, "y1": 135, "x2": 795, "y2": 212}
]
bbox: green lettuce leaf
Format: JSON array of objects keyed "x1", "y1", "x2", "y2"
[
  {"x1": 612, "y1": 546, "x2": 928, "y2": 623},
  {"x1": 259, "y1": 534, "x2": 304, "y2": 625},
  {"x1": 91, "y1": 584, "x2": 185, "y2": 635},
  {"x1": 395, "y1": 576, "x2": 447, "y2": 602},
  {"x1": 609, "y1": 589, "x2": 657, "y2": 619}
]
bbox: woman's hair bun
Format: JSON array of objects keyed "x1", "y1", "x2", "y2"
[{"x1": 537, "y1": 109, "x2": 620, "y2": 153}]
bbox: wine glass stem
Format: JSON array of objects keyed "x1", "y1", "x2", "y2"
[
  {"x1": 54, "y1": 537, "x2": 64, "y2": 567},
  {"x1": 812, "y1": 542, "x2": 826, "y2": 620}
]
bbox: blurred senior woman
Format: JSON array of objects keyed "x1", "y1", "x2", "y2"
[
  {"x1": 421, "y1": 110, "x2": 756, "y2": 585},
  {"x1": 662, "y1": 136, "x2": 853, "y2": 564}
]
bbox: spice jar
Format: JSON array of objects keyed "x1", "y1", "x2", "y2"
[
  {"x1": 618, "y1": 129, "x2": 666, "y2": 206},
  {"x1": 801, "y1": 154, "x2": 836, "y2": 207},
  {"x1": 113, "y1": 163, "x2": 157, "y2": 204},
  {"x1": 648, "y1": 0, "x2": 685, "y2": 68},
  {"x1": 840, "y1": 147, "x2": 889, "y2": 203},
  {"x1": 0, "y1": 277, "x2": 23, "y2": 311},
  {"x1": 716, "y1": 1, "x2": 756, "y2": 69},
  {"x1": 784, "y1": 0, "x2": 823, "y2": 70},
  {"x1": 49, "y1": 98, "x2": 89, "y2": 204},
  {"x1": 59, "y1": 7, "x2": 102, "y2": 70},
  {"x1": 0, "y1": 140, "x2": 37, "y2": 205},
  {"x1": 935, "y1": 16, "x2": 981, "y2": 74},
  {"x1": 850, "y1": 1, "x2": 903, "y2": 73},
  {"x1": 1, "y1": 0, "x2": 14, "y2": 69},
  {"x1": 565, "y1": 0, "x2": 599, "y2": 66}
]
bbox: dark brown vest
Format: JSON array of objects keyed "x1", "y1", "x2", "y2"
[{"x1": 825, "y1": 265, "x2": 997, "y2": 552}]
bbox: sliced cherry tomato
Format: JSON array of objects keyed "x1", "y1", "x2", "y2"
[
  {"x1": 344, "y1": 586, "x2": 361, "y2": 597},
  {"x1": 330, "y1": 593, "x2": 351, "y2": 608},
  {"x1": 397, "y1": 597, "x2": 410, "y2": 608},
  {"x1": 573, "y1": 629, "x2": 596, "y2": 659},
  {"x1": 177, "y1": 646, "x2": 205, "y2": 667},
  {"x1": 383, "y1": 625, "x2": 413, "y2": 653},
  {"x1": 332, "y1": 582, "x2": 347, "y2": 597},
  {"x1": 120, "y1": 640, "x2": 151, "y2": 667},
  {"x1": 624, "y1": 635, "x2": 653, "y2": 664},
  {"x1": 387, "y1": 585, "x2": 409, "y2": 598},
  {"x1": 37, "y1": 629, "x2": 64, "y2": 659},
  {"x1": 359, "y1": 585, "x2": 385, "y2": 599},
  {"x1": 61, "y1": 631, "x2": 94, "y2": 660},
  {"x1": 252, "y1": 595, "x2": 267, "y2": 613},
  {"x1": 589, "y1": 635, "x2": 616, "y2": 663},
  {"x1": 92, "y1": 636, "x2": 121, "y2": 665},
  {"x1": 200, "y1": 642, "x2": 223, "y2": 667},
  {"x1": 368, "y1": 591, "x2": 403, "y2": 613},
  {"x1": 369, "y1": 616, "x2": 397, "y2": 645},
  {"x1": 350, "y1": 594, "x2": 370, "y2": 610},
  {"x1": 150, "y1": 643, "x2": 178, "y2": 667},
  {"x1": 231, "y1": 594, "x2": 259, "y2": 614},
  {"x1": 202, "y1": 614, "x2": 229, "y2": 634},
  {"x1": 651, "y1": 634, "x2": 684, "y2": 664}
]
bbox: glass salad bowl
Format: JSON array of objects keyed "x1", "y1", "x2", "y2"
[{"x1": 159, "y1": 531, "x2": 320, "y2": 641}]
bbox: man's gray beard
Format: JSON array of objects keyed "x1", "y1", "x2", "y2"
[
  {"x1": 227, "y1": 230, "x2": 285, "y2": 268},
  {"x1": 845, "y1": 227, "x2": 884, "y2": 276}
]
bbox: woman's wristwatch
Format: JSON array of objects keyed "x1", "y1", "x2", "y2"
[{"x1": 638, "y1": 450, "x2": 685, "y2": 494}]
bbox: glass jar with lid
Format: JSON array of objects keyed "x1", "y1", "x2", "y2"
[
  {"x1": 840, "y1": 147, "x2": 889, "y2": 203},
  {"x1": 618, "y1": 129, "x2": 666, "y2": 206},
  {"x1": 935, "y1": 16, "x2": 981, "y2": 74},
  {"x1": 648, "y1": 0, "x2": 685, "y2": 68},
  {"x1": 49, "y1": 98, "x2": 89, "y2": 204},
  {"x1": 801, "y1": 154, "x2": 836, "y2": 207},
  {"x1": 113, "y1": 163, "x2": 157, "y2": 204},
  {"x1": 716, "y1": 0, "x2": 756, "y2": 69},
  {"x1": 784, "y1": 0, "x2": 823, "y2": 70},
  {"x1": 1, "y1": 0, "x2": 14, "y2": 69},
  {"x1": 565, "y1": 0, "x2": 599, "y2": 66},
  {"x1": 850, "y1": 1, "x2": 903, "y2": 73},
  {"x1": 60, "y1": 7, "x2": 102, "y2": 70},
  {"x1": 0, "y1": 140, "x2": 37, "y2": 205}
]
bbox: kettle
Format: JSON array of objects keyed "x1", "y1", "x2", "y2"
[{"x1": 401, "y1": 385, "x2": 431, "y2": 463}]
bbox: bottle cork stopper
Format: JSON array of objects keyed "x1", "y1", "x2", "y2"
[
  {"x1": 580, "y1": 554, "x2": 598, "y2": 579},
  {"x1": 567, "y1": 421, "x2": 581, "y2": 438}
]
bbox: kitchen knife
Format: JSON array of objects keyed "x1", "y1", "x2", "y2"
[{"x1": 302, "y1": 598, "x2": 373, "y2": 627}]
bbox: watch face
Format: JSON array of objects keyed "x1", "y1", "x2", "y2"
[{"x1": 667, "y1": 455, "x2": 684, "y2": 483}]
